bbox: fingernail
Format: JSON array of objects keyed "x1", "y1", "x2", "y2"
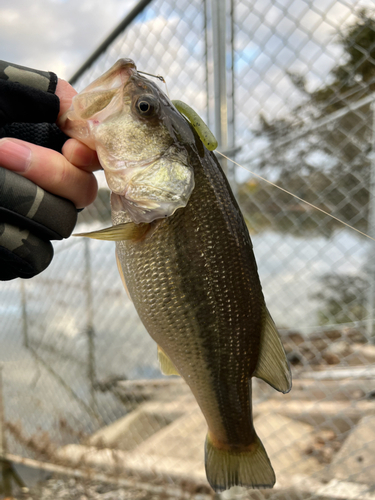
[{"x1": 0, "y1": 139, "x2": 32, "y2": 172}]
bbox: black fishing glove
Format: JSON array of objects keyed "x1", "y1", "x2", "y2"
[{"x1": 0, "y1": 60, "x2": 77, "y2": 280}]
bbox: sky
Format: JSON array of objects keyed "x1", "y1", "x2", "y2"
[
  {"x1": 0, "y1": 0, "x2": 139, "y2": 80},
  {"x1": 0, "y1": 0, "x2": 372, "y2": 80}
]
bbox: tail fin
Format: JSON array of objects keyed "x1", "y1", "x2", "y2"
[{"x1": 205, "y1": 433, "x2": 275, "y2": 492}]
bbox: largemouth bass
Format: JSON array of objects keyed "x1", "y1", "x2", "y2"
[{"x1": 59, "y1": 59, "x2": 292, "y2": 492}]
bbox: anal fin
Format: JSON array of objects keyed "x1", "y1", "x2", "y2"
[
  {"x1": 157, "y1": 346, "x2": 180, "y2": 376},
  {"x1": 253, "y1": 307, "x2": 292, "y2": 393}
]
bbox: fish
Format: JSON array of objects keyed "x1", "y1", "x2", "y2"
[{"x1": 59, "y1": 59, "x2": 292, "y2": 492}]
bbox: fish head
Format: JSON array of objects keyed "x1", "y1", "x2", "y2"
[{"x1": 59, "y1": 59, "x2": 196, "y2": 223}]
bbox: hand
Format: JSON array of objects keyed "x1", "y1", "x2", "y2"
[
  {"x1": 0, "y1": 79, "x2": 101, "y2": 209},
  {"x1": 0, "y1": 63, "x2": 102, "y2": 280}
]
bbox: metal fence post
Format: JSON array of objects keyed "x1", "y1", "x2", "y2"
[
  {"x1": 367, "y1": 98, "x2": 375, "y2": 341},
  {"x1": 211, "y1": 0, "x2": 227, "y2": 149},
  {"x1": 0, "y1": 363, "x2": 11, "y2": 497},
  {"x1": 0, "y1": 364, "x2": 5, "y2": 459},
  {"x1": 211, "y1": 0, "x2": 237, "y2": 194},
  {"x1": 212, "y1": 0, "x2": 228, "y2": 167},
  {"x1": 20, "y1": 280, "x2": 28, "y2": 348},
  {"x1": 84, "y1": 239, "x2": 97, "y2": 410}
]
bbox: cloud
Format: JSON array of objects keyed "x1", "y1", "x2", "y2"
[{"x1": 0, "y1": 0, "x2": 139, "y2": 79}]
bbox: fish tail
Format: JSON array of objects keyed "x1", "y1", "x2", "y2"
[{"x1": 205, "y1": 432, "x2": 275, "y2": 492}]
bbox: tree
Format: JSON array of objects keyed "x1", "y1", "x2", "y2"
[
  {"x1": 312, "y1": 10, "x2": 375, "y2": 112},
  {"x1": 239, "y1": 10, "x2": 375, "y2": 238},
  {"x1": 312, "y1": 273, "x2": 368, "y2": 325}
]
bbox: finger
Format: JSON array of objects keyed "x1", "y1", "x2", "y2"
[
  {"x1": 0, "y1": 138, "x2": 98, "y2": 208},
  {"x1": 56, "y1": 78, "x2": 77, "y2": 118},
  {"x1": 62, "y1": 138, "x2": 102, "y2": 172}
]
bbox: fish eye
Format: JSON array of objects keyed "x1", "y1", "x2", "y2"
[{"x1": 136, "y1": 96, "x2": 158, "y2": 117}]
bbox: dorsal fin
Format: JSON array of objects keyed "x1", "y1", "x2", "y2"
[{"x1": 253, "y1": 307, "x2": 292, "y2": 393}]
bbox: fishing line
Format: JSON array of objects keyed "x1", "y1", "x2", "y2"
[
  {"x1": 138, "y1": 70, "x2": 170, "y2": 97},
  {"x1": 217, "y1": 151, "x2": 375, "y2": 243},
  {"x1": 138, "y1": 70, "x2": 165, "y2": 81}
]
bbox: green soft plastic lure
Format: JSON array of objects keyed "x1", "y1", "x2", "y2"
[{"x1": 172, "y1": 100, "x2": 218, "y2": 151}]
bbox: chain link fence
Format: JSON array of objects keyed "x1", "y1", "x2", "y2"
[{"x1": 1, "y1": 0, "x2": 375, "y2": 498}]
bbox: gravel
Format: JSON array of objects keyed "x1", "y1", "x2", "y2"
[{"x1": 9, "y1": 475, "x2": 213, "y2": 500}]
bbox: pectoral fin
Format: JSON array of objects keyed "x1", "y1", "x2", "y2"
[
  {"x1": 74, "y1": 222, "x2": 149, "y2": 241},
  {"x1": 157, "y1": 346, "x2": 180, "y2": 376},
  {"x1": 115, "y1": 251, "x2": 132, "y2": 301},
  {"x1": 253, "y1": 307, "x2": 292, "y2": 393}
]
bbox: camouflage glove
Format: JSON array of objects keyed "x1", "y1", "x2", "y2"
[
  {"x1": 0, "y1": 61, "x2": 77, "y2": 280},
  {"x1": 0, "y1": 168, "x2": 77, "y2": 280}
]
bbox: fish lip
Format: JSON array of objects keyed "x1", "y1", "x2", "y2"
[
  {"x1": 109, "y1": 58, "x2": 138, "y2": 83},
  {"x1": 88, "y1": 58, "x2": 138, "y2": 92}
]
